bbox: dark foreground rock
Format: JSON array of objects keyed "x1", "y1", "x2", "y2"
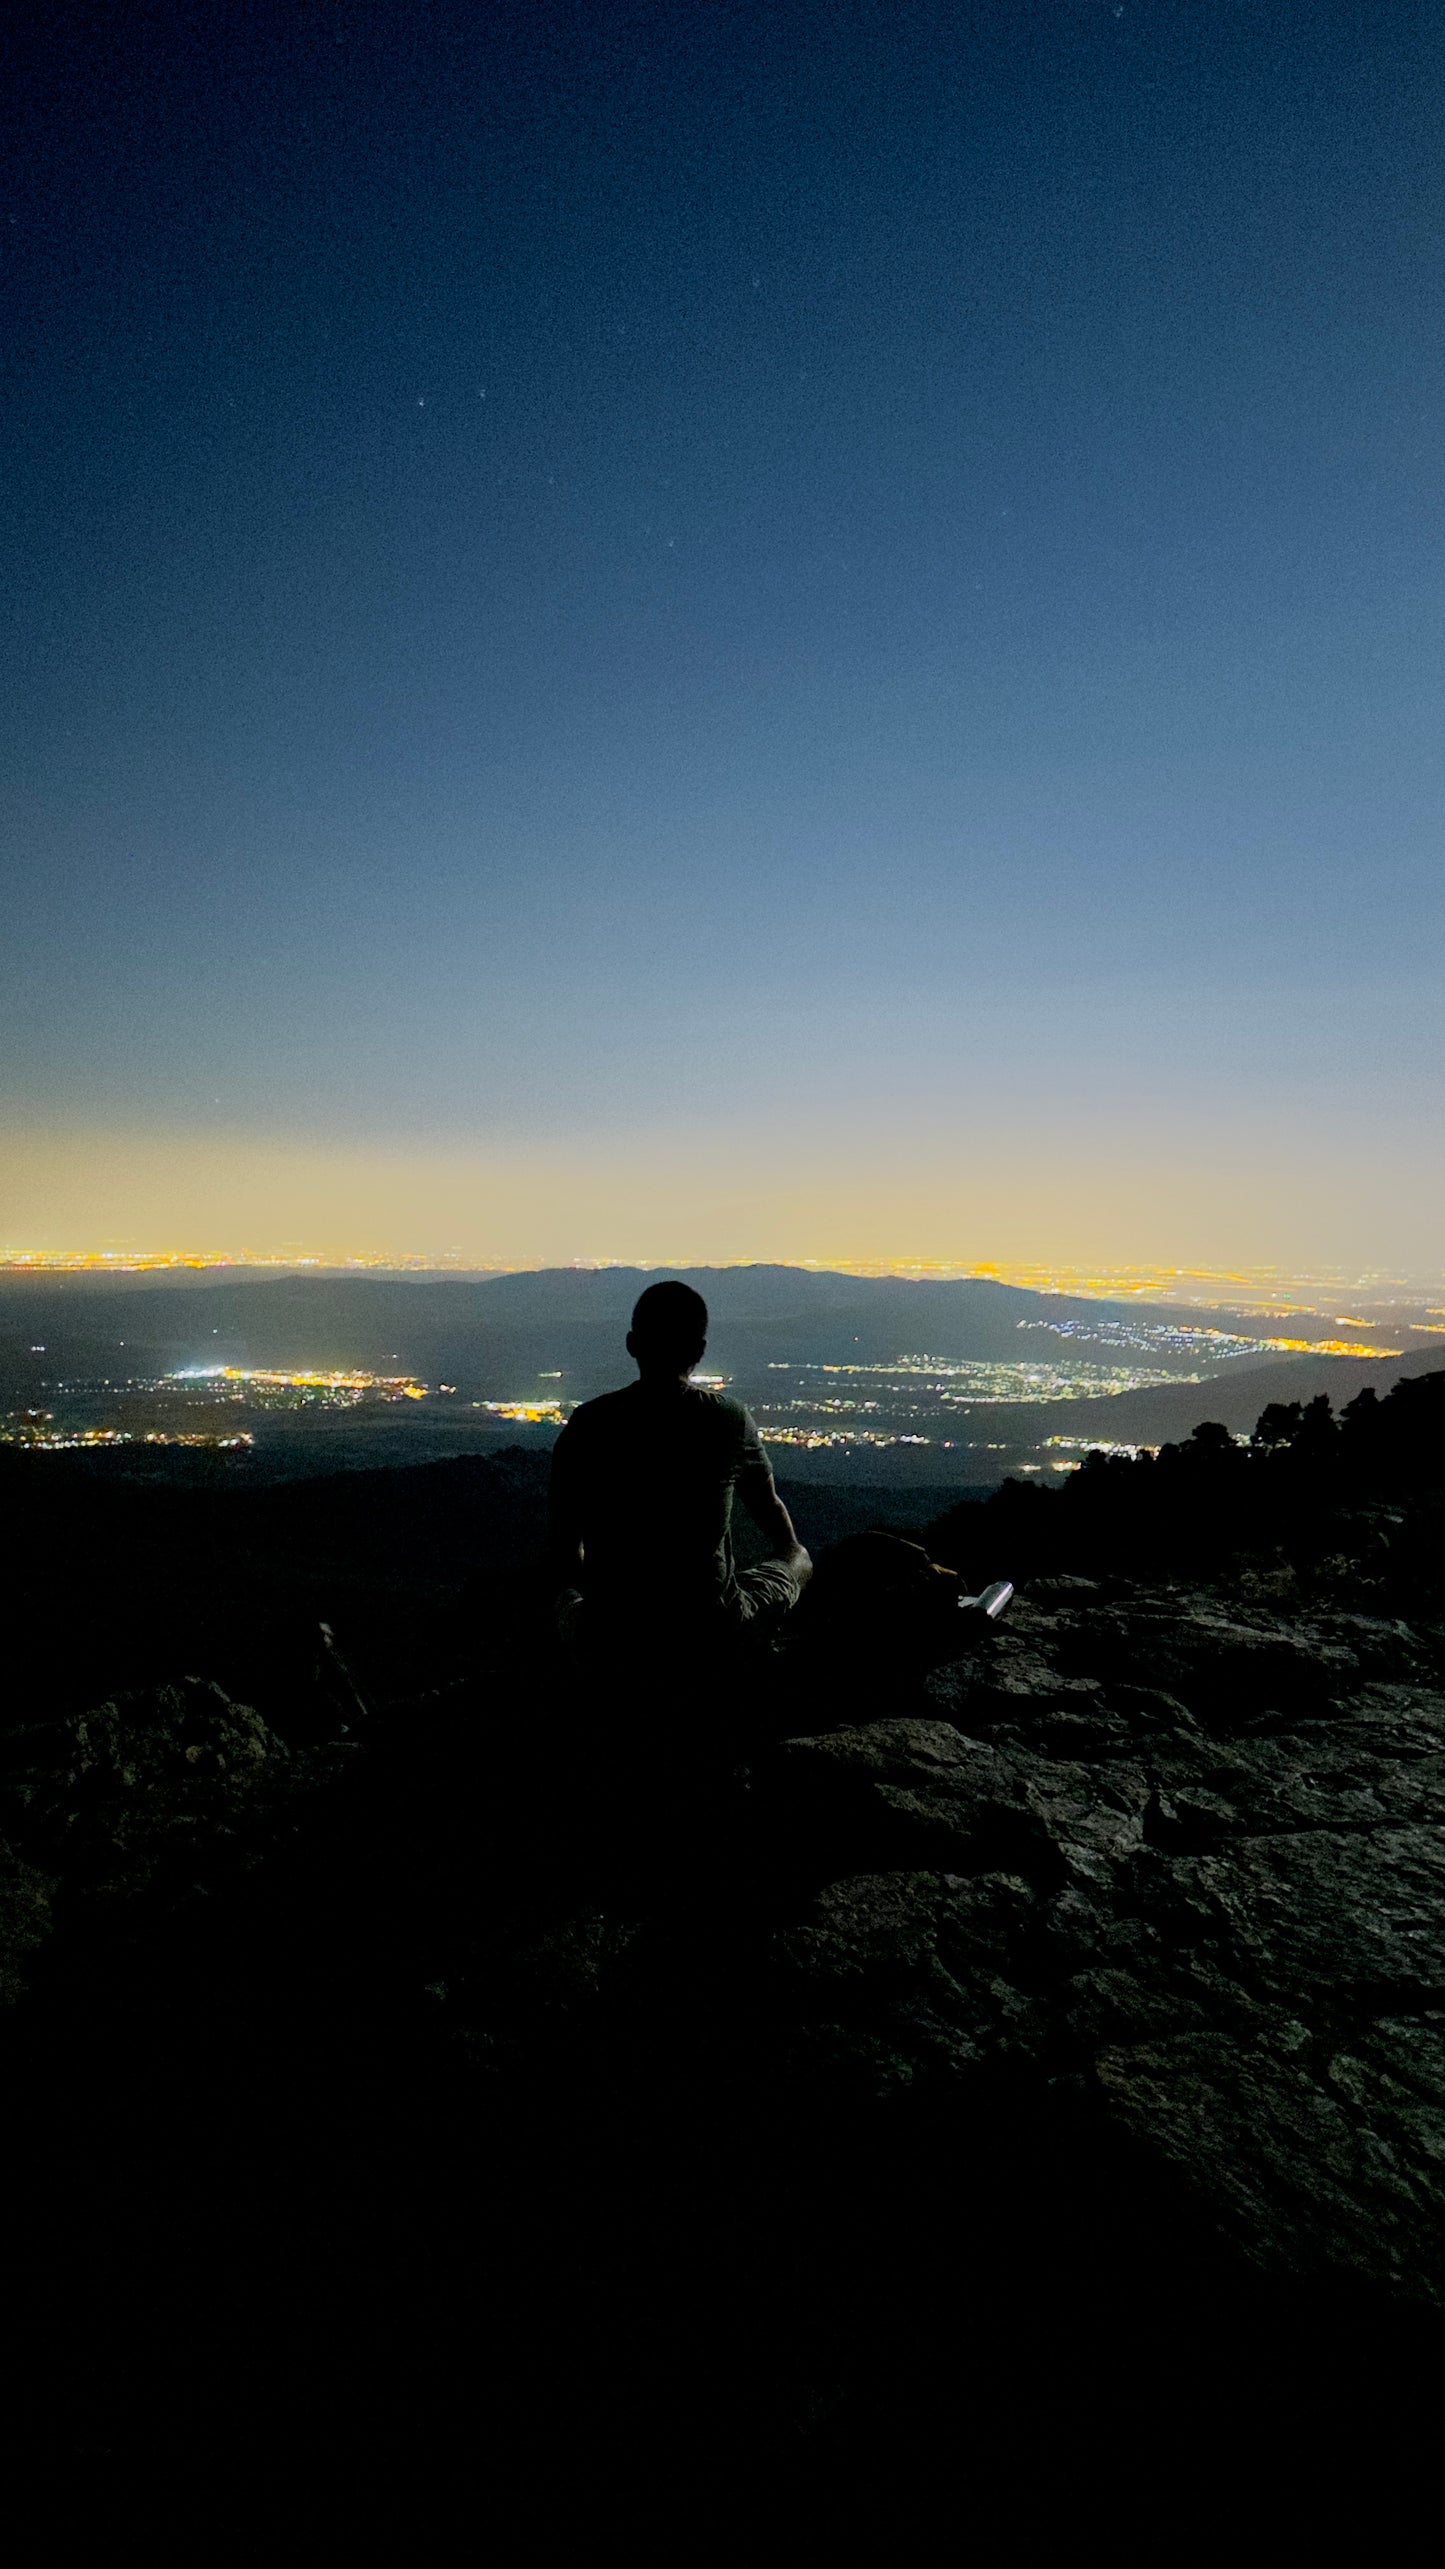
[
  {"x1": 767, "y1": 1588, "x2": 1445, "y2": 2313},
  {"x1": 3, "y1": 1586, "x2": 1445, "y2": 2541}
]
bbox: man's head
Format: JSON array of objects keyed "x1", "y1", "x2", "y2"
[{"x1": 627, "y1": 1280, "x2": 708, "y2": 1384}]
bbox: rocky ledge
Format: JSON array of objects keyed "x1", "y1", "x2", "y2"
[
  {"x1": 6, "y1": 1570, "x2": 1445, "y2": 2531},
  {"x1": 761, "y1": 1580, "x2": 1445, "y2": 2309}
]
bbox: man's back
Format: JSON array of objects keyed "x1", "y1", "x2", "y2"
[
  {"x1": 546, "y1": 1278, "x2": 810, "y2": 1665},
  {"x1": 550, "y1": 1380, "x2": 763, "y2": 1620}
]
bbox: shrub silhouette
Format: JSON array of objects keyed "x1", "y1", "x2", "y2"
[{"x1": 927, "y1": 1368, "x2": 1445, "y2": 1606}]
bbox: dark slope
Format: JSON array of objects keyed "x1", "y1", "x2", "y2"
[
  {"x1": 0, "y1": 1436, "x2": 974, "y2": 1724},
  {"x1": 4, "y1": 1418, "x2": 1445, "y2": 2542},
  {"x1": 0, "y1": 1444, "x2": 553, "y2": 1720}
]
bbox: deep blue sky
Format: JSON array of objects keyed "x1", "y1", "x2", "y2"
[{"x1": 3, "y1": 1, "x2": 1443, "y2": 1265}]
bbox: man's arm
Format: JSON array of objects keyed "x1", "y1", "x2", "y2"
[{"x1": 737, "y1": 1443, "x2": 812, "y2": 1591}]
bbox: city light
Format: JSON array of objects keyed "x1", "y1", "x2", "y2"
[
  {"x1": 0, "y1": 1250, "x2": 485, "y2": 1274},
  {"x1": 1, "y1": 1421, "x2": 253, "y2": 1452},
  {"x1": 170, "y1": 1366, "x2": 428, "y2": 1399},
  {"x1": 765, "y1": 1356, "x2": 1206, "y2": 1400},
  {"x1": 474, "y1": 1400, "x2": 568, "y2": 1424}
]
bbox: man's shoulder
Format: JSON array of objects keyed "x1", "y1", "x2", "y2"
[
  {"x1": 559, "y1": 1384, "x2": 755, "y2": 1445},
  {"x1": 560, "y1": 1386, "x2": 638, "y2": 1436},
  {"x1": 691, "y1": 1390, "x2": 758, "y2": 1443}
]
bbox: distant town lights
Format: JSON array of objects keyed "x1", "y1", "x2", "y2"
[
  {"x1": 3, "y1": 1251, "x2": 1442, "y2": 1313},
  {"x1": 169, "y1": 1366, "x2": 427, "y2": 1395}
]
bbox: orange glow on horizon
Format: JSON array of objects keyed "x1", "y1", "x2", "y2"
[
  {"x1": 0, "y1": 1242, "x2": 1438, "y2": 1324},
  {"x1": 4, "y1": 1119, "x2": 1443, "y2": 1308}
]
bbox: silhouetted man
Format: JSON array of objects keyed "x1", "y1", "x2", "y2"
[{"x1": 547, "y1": 1280, "x2": 811, "y2": 1663}]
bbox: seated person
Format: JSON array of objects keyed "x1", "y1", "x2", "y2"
[{"x1": 547, "y1": 1280, "x2": 811, "y2": 1659}]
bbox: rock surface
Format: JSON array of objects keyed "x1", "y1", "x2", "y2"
[
  {"x1": 765, "y1": 1588, "x2": 1445, "y2": 2305},
  {"x1": 4, "y1": 1677, "x2": 288, "y2": 1889},
  {"x1": 5, "y1": 1575, "x2": 1445, "y2": 2537}
]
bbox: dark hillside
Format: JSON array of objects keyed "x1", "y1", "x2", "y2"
[
  {"x1": 0, "y1": 1446, "x2": 966, "y2": 1727},
  {"x1": 4, "y1": 1374, "x2": 1445, "y2": 2540},
  {"x1": 1, "y1": 1446, "x2": 552, "y2": 1721},
  {"x1": 928, "y1": 1366, "x2": 1445, "y2": 1618}
]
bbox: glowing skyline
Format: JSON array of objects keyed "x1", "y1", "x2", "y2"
[{"x1": 2, "y1": 1229, "x2": 1439, "y2": 1322}]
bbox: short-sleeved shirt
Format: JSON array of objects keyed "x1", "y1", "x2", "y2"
[{"x1": 550, "y1": 1384, "x2": 773, "y2": 1621}]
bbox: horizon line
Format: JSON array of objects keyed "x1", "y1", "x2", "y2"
[{"x1": 3, "y1": 1247, "x2": 1443, "y2": 1315}]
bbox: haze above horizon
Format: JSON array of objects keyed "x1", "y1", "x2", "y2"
[
  {"x1": 3, "y1": 1247, "x2": 1442, "y2": 1320},
  {"x1": 4, "y1": 2, "x2": 1441, "y2": 1268}
]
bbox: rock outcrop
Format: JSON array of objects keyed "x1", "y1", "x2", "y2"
[
  {"x1": 4, "y1": 1677, "x2": 289, "y2": 1892},
  {"x1": 764, "y1": 1585, "x2": 1445, "y2": 2306},
  {"x1": 6, "y1": 1571, "x2": 1445, "y2": 2536}
]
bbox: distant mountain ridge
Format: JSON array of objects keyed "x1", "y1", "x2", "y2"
[{"x1": 2, "y1": 1260, "x2": 1419, "y2": 1399}]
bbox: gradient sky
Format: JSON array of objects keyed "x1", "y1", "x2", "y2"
[{"x1": 3, "y1": 0, "x2": 1443, "y2": 1268}]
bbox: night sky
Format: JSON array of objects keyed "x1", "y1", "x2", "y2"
[{"x1": 4, "y1": 1, "x2": 1442, "y2": 1268}]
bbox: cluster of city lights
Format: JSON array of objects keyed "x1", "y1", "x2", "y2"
[
  {"x1": 474, "y1": 1399, "x2": 568, "y2": 1424},
  {"x1": 829, "y1": 1261, "x2": 1440, "y2": 1311},
  {"x1": 1, "y1": 1250, "x2": 483, "y2": 1274},
  {"x1": 1256, "y1": 1337, "x2": 1404, "y2": 1358},
  {"x1": 1020, "y1": 1316, "x2": 1404, "y2": 1361},
  {"x1": 1023, "y1": 1318, "x2": 1268, "y2": 1359},
  {"x1": 1, "y1": 1417, "x2": 253, "y2": 1452},
  {"x1": 765, "y1": 1357, "x2": 1200, "y2": 1402},
  {"x1": 1043, "y1": 1435, "x2": 1166, "y2": 1459},
  {"x1": 171, "y1": 1366, "x2": 428, "y2": 1400},
  {"x1": 754, "y1": 1428, "x2": 937, "y2": 1450}
]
